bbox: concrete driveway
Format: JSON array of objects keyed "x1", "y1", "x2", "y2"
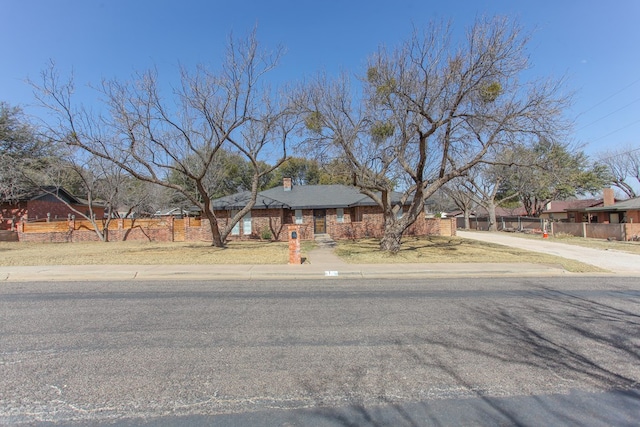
[{"x1": 457, "y1": 230, "x2": 640, "y2": 275}]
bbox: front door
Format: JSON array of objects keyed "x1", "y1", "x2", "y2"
[{"x1": 314, "y1": 209, "x2": 326, "y2": 234}]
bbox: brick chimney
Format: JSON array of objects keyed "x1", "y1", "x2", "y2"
[
  {"x1": 283, "y1": 177, "x2": 292, "y2": 192},
  {"x1": 603, "y1": 188, "x2": 615, "y2": 207}
]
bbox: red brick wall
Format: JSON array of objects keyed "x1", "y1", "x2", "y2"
[
  {"x1": 625, "y1": 210, "x2": 640, "y2": 224},
  {"x1": 0, "y1": 202, "x2": 27, "y2": 230}
]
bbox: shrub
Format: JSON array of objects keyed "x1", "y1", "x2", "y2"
[{"x1": 260, "y1": 228, "x2": 273, "y2": 241}]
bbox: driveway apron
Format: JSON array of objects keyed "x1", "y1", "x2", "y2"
[{"x1": 457, "y1": 230, "x2": 640, "y2": 274}]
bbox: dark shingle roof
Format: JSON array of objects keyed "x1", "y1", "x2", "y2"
[
  {"x1": 585, "y1": 197, "x2": 640, "y2": 212},
  {"x1": 28, "y1": 187, "x2": 81, "y2": 204},
  {"x1": 212, "y1": 185, "x2": 405, "y2": 210}
]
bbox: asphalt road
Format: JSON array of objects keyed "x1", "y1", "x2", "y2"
[{"x1": 2, "y1": 277, "x2": 640, "y2": 426}]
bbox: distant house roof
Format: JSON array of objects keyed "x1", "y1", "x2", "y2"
[
  {"x1": 543, "y1": 199, "x2": 603, "y2": 213},
  {"x1": 154, "y1": 207, "x2": 200, "y2": 217},
  {"x1": 585, "y1": 197, "x2": 640, "y2": 212},
  {"x1": 471, "y1": 206, "x2": 528, "y2": 217},
  {"x1": 212, "y1": 184, "x2": 406, "y2": 210},
  {"x1": 24, "y1": 186, "x2": 82, "y2": 205}
]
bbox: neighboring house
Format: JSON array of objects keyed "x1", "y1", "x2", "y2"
[
  {"x1": 539, "y1": 199, "x2": 603, "y2": 222},
  {"x1": 153, "y1": 207, "x2": 200, "y2": 218},
  {"x1": 447, "y1": 198, "x2": 606, "y2": 223},
  {"x1": 583, "y1": 196, "x2": 640, "y2": 224},
  {"x1": 211, "y1": 178, "x2": 448, "y2": 241},
  {"x1": 0, "y1": 187, "x2": 105, "y2": 230},
  {"x1": 552, "y1": 190, "x2": 640, "y2": 240}
]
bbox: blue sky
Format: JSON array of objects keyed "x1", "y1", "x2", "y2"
[{"x1": 2, "y1": 0, "x2": 639, "y2": 158}]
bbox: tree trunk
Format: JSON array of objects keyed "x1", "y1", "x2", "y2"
[
  {"x1": 380, "y1": 228, "x2": 403, "y2": 253},
  {"x1": 88, "y1": 218, "x2": 107, "y2": 242},
  {"x1": 205, "y1": 212, "x2": 225, "y2": 247},
  {"x1": 463, "y1": 210, "x2": 471, "y2": 230},
  {"x1": 487, "y1": 202, "x2": 498, "y2": 232}
]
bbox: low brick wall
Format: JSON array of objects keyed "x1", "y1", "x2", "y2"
[
  {"x1": 0, "y1": 230, "x2": 19, "y2": 242},
  {"x1": 553, "y1": 222, "x2": 640, "y2": 241}
]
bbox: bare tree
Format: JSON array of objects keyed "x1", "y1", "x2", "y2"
[
  {"x1": 443, "y1": 178, "x2": 478, "y2": 230},
  {"x1": 461, "y1": 163, "x2": 522, "y2": 231},
  {"x1": 598, "y1": 146, "x2": 639, "y2": 198},
  {"x1": 32, "y1": 30, "x2": 293, "y2": 247},
  {"x1": 299, "y1": 17, "x2": 570, "y2": 252},
  {"x1": 37, "y1": 146, "x2": 134, "y2": 241}
]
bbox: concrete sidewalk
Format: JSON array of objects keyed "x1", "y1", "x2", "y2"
[{"x1": 0, "y1": 262, "x2": 568, "y2": 282}]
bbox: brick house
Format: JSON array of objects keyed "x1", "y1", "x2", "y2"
[
  {"x1": 539, "y1": 199, "x2": 604, "y2": 222},
  {"x1": 211, "y1": 178, "x2": 454, "y2": 241},
  {"x1": 0, "y1": 187, "x2": 105, "y2": 230},
  {"x1": 583, "y1": 196, "x2": 640, "y2": 224}
]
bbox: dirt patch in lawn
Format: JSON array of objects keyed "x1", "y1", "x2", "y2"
[
  {"x1": 0, "y1": 241, "x2": 290, "y2": 266},
  {"x1": 335, "y1": 236, "x2": 603, "y2": 273}
]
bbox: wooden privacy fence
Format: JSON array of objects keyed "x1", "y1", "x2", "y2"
[{"x1": 16, "y1": 217, "x2": 203, "y2": 243}]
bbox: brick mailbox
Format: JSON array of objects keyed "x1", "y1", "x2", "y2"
[{"x1": 288, "y1": 224, "x2": 301, "y2": 264}]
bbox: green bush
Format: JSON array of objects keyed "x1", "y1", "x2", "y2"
[{"x1": 260, "y1": 228, "x2": 273, "y2": 241}]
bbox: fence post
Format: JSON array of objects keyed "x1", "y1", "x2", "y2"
[{"x1": 582, "y1": 222, "x2": 587, "y2": 238}]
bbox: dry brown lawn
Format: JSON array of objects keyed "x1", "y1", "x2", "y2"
[
  {"x1": 0, "y1": 240, "x2": 291, "y2": 266},
  {"x1": 0, "y1": 236, "x2": 602, "y2": 272},
  {"x1": 335, "y1": 236, "x2": 604, "y2": 273}
]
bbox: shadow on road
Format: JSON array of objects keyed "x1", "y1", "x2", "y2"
[{"x1": 302, "y1": 286, "x2": 640, "y2": 426}]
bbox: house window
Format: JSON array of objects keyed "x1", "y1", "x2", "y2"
[
  {"x1": 231, "y1": 210, "x2": 240, "y2": 235},
  {"x1": 396, "y1": 206, "x2": 404, "y2": 219},
  {"x1": 352, "y1": 207, "x2": 362, "y2": 222},
  {"x1": 243, "y1": 212, "x2": 252, "y2": 235},
  {"x1": 295, "y1": 209, "x2": 303, "y2": 224},
  {"x1": 336, "y1": 208, "x2": 344, "y2": 223}
]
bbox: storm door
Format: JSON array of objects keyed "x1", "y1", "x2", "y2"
[{"x1": 313, "y1": 209, "x2": 326, "y2": 234}]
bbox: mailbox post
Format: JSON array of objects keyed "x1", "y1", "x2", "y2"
[{"x1": 288, "y1": 224, "x2": 301, "y2": 264}]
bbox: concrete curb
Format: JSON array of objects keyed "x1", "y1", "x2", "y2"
[{"x1": 0, "y1": 262, "x2": 584, "y2": 282}]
